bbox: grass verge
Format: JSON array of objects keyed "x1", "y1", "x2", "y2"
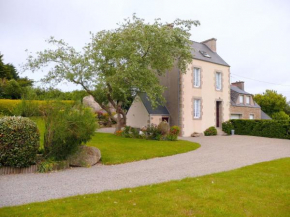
[{"x1": 0, "y1": 158, "x2": 289, "y2": 216}]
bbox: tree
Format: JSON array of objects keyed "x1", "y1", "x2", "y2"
[
  {"x1": 24, "y1": 15, "x2": 200, "y2": 131},
  {"x1": 285, "y1": 101, "x2": 290, "y2": 116},
  {"x1": 254, "y1": 90, "x2": 287, "y2": 117},
  {"x1": 272, "y1": 111, "x2": 289, "y2": 120}
]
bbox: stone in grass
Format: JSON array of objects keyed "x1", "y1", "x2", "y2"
[{"x1": 68, "y1": 146, "x2": 101, "y2": 167}]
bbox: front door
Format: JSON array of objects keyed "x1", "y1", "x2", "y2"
[{"x1": 216, "y1": 101, "x2": 220, "y2": 127}]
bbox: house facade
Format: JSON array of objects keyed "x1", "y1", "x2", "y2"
[
  {"x1": 126, "y1": 38, "x2": 270, "y2": 136},
  {"x1": 230, "y1": 81, "x2": 271, "y2": 120}
]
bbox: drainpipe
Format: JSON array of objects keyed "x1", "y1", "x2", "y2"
[{"x1": 177, "y1": 69, "x2": 180, "y2": 127}]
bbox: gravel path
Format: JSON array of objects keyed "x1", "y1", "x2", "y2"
[{"x1": 0, "y1": 135, "x2": 289, "y2": 207}]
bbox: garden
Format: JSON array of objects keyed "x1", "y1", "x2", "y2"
[{"x1": 0, "y1": 99, "x2": 200, "y2": 173}]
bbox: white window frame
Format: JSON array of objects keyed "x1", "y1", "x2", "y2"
[
  {"x1": 239, "y1": 95, "x2": 244, "y2": 104},
  {"x1": 246, "y1": 96, "x2": 250, "y2": 104},
  {"x1": 215, "y1": 72, "x2": 222, "y2": 90},
  {"x1": 249, "y1": 114, "x2": 254, "y2": 119},
  {"x1": 193, "y1": 68, "x2": 201, "y2": 87},
  {"x1": 194, "y1": 99, "x2": 201, "y2": 119}
]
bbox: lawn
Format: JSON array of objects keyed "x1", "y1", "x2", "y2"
[
  {"x1": 29, "y1": 117, "x2": 200, "y2": 165},
  {"x1": 87, "y1": 133, "x2": 200, "y2": 165},
  {"x1": 1, "y1": 158, "x2": 289, "y2": 216}
]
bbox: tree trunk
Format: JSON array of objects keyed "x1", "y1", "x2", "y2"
[{"x1": 114, "y1": 108, "x2": 126, "y2": 133}]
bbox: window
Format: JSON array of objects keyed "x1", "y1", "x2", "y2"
[
  {"x1": 194, "y1": 99, "x2": 201, "y2": 118},
  {"x1": 239, "y1": 95, "x2": 244, "y2": 104},
  {"x1": 246, "y1": 96, "x2": 250, "y2": 104},
  {"x1": 231, "y1": 114, "x2": 241, "y2": 119},
  {"x1": 215, "y1": 72, "x2": 222, "y2": 90},
  {"x1": 249, "y1": 114, "x2": 254, "y2": 119},
  {"x1": 193, "y1": 68, "x2": 201, "y2": 87},
  {"x1": 199, "y1": 50, "x2": 211, "y2": 58}
]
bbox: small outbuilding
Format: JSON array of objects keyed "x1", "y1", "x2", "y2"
[{"x1": 126, "y1": 93, "x2": 170, "y2": 128}]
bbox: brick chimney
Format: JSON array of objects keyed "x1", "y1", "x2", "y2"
[
  {"x1": 201, "y1": 38, "x2": 217, "y2": 52},
  {"x1": 231, "y1": 81, "x2": 245, "y2": 91}
]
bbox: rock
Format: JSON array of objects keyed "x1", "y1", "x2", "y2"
[
  {"x1": 191, "y1": 132, "x2": 201, "y2": 137},
  {"x1": 68, "y1": 146, "x2": 101, "y2": 167},
  {"x1": 83, "y1": 95, "x2": 102, "y2": 112}
]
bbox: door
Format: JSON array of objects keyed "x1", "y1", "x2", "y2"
[
  {"x1": 162, "y1": 117, "x2": 169, "y2": 123},
  {"x1": 216, "y1": 101, "x2": 220, "y2": 127}
]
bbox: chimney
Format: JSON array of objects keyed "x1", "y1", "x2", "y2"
[
  {"x1": 231, "y1": 81, "x2": 245, "y2": 91},
  {"x1": 201, "y1": 38, "x2": 217, "y2": 52}
]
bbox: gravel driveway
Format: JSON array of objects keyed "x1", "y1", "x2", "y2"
[{"x1": 0, "y1": 135, "x2": 289, "y2": 207}]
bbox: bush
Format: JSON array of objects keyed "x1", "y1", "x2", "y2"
[
  {"x1": 158, "y1": 121, "x2": 170, "y2": 135},
  {"x1": 222, "y1": 121, "x2": 234, "y2": 135},
  {"x1": 204, "y1": 126, "x2": 217, "y2": 136},
  {"x1": 122, "y1": 126, "x2": 140, "y2": 138},
  {"x1": 224, "y1": 119, "x2": 290, "y2": 139},
  {"x1": 44, "y1": 103, "x2": 98, "y2": 160},
  {"x1": 0, "y1": 116, "x2": 40, "y2": 168},
  {"x1": 142, "y1": 124, "x2": 163, "y2": 140},
  {"x1": 166, "y1": 126, "x2": 180, "y2": 141}
]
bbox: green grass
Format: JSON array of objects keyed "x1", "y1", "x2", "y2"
[
  {"x1": 28, "y1": 117, "x2": 200, "y2": 165},
  {"x1": 87, "y1": 133, "x2": 200, "y2": 165},
  {"x1": 1, "y1": 158, "x2": 289, "y2": 216}
]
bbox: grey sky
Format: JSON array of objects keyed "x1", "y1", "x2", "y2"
[{"x1": 1, "y1": 0, "x2": 290, "y2": 100}]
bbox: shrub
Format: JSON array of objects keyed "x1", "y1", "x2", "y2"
[
  {"x1": 0, "y1": 99, "x2": 21, "y2": 115},
  {"x1": 122, "y1": 126, "x2": 140, "y2": 138},
  {"x1": 158, "y1": 121, "x2": 170, "y2": 135},
  {"x1": 14, "y1": 99, "x2": 42, "y2": 117},
  {"x1": 222, "y1": 121, "x2": 234, "y2": 135},
  {"x1": 166, "y1": 126, "x2": 180, "y2": 141},
  {"x1": 44, "y1": 103, "x2": 98, "y2": 160},
  {"x1": 228, "y1": 119, "x2": 290, "y2": 139},
  {"x1": 142, "y1": 124, "x2": 163, "y2": 140},
  {"x1": 0, "y1": 116, "x2": 40, "y2": 168},
  {"x1": 204, "y1": 126, "x2": 217, "y2": 136}
]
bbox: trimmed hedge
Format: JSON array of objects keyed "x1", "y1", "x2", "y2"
[
  {"x1": 0, "y1": 116, "x2": 40, "y2": 168},
  {"x1": 222, "y1": 120, "x2": 290, "y2": 139},
  {"x1": 0, "y1": 99, "x2": 74, "y2": 116}
]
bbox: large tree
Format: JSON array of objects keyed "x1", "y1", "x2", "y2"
[
  {"x1": 254, "y1": 90, "x2": 288, "y2": 117},
  {"x1": 24, "y1": 15, "x2": 200, "y2": 131}
]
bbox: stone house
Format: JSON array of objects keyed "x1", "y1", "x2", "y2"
[{"x1": 126, "y1": 38, "x2": 270, "y2": 136}]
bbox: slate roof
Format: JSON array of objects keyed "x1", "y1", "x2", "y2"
[
  {"x1": 230, "y1": 85, "x2": 260, "y2": 108},
  {"x1": 138, "y1": 93, "x2": 169, "y2": 115},
  {"x1": 190, "y1": 41, "x2": 230, "y2": 67},
  {"x1": 261, "y1": 110, "x2": 272, "y2": 120}
]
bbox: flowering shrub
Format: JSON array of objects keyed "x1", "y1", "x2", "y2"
[
  {"x1": 166, "y1": 126, "x2": 180, "y2": 141},
  {"x1": 116, "y1": 130, "x2": 123, "y2": 136},
  {"x1": 142, "y1": 124, "x2": 163, "y2": 140}
]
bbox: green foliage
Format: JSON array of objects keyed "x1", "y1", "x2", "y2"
[
  {"x1": 121, "y1": 126, "x2": 140, "y2": 138},
  {"x1": 38, "y1": 159, "x2": 69, "y2": 173},
  {"x1": 3, "y1": 79, "x2": 22, "y2": 99},
  {"x1": 0, "y1": 99, "x2": 74, "y2": 116},
  {"x1": 254, "y1": 90, "x2": 287, "y2": 117},
  {"x1": 24, "y1": 15, "x2": 200, "y2": 130},
  {"x1": 204, "y1": 126, "x2": 217, "y2": 136},
  {"x1": 44, "y1": 103, "x2": 98, "y2": 160},
  {"x1": 222, "y1": 121, "x2": 234, "y2": 135},
  {"x1": 142, "y1": 124, "x2": 163, "y2": 140},
  {"x1": 0, "y1": 116, "x2": 40, "y2": 168},
  {"x1": 158, "y1": 121, "x2": 170, "y2": 135},
  {"x1": 226, "y1": 119, "x2": 290, "y2": 139},
  {"x1": 166, "y1": 126, "x2": 180, "y2": 141},
  {"x1": 272, "y1": 111, "x2": 290, "y2": 120}
]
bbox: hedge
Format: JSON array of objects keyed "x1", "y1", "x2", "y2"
[
  {"x1": 0, "y1": 99, "x2": 74, "y2": 116},
  {"x1": 0, "y1": 116, "x2": 40, "y2": 168},
  {"x1": 222, "y1": 119, "x2": 290, "y2": 139}
]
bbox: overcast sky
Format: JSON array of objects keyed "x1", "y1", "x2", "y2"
[{"x1": 1, "y1": 0, "x2": 290, "y2": 100}]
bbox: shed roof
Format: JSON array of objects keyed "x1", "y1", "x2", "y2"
[{"x1": 138, "y1": 93, "x2": 169, "y2": 115}]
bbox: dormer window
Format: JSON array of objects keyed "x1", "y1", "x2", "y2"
[
  {"x1": 239, "y1": 95, "x2": 244, "y2": 104},
  {"x1": 246, "y1": 96, "x2": 250, "y2": 104},
  {"x1": 199, "y1": 50, "x2": 211, "y2": 58}
]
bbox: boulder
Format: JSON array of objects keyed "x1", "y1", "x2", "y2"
[
  {"x1": 68, "y1": 146, "x2": 101, "y2": 167},
  {"x1": 191, "y1": 132, "x2": 201, "y2": 137},
  {"x1": 83, "y1": 95, "x2": 102, "y2": 112}
]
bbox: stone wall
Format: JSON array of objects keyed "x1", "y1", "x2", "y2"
[{"x1": 230, "y1": 106, "x2": 261, "y2": 119}]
